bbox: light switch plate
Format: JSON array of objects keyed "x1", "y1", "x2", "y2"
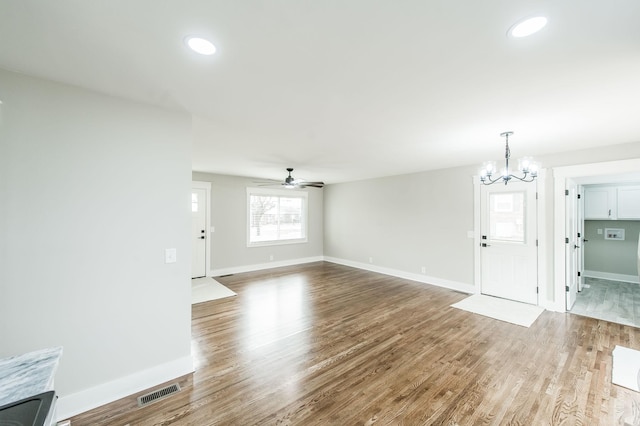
[{"x1": 165, "y1": 248, "x2": 177, "y2": 263}]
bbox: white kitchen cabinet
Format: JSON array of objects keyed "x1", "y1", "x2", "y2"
[
  {"x1": 617, "y1": 186, "x2": 640, "y2": 219},
  {"x1": 584, "y1": 185, "x2": 640, "y2": 220},
  {"x1": 584, "y1": 187, "x2": 616, "y2": 219}
]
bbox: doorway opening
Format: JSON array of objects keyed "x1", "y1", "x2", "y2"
[
  {"x1": 553, "y1": 158, "x2": 640, "y2": 325},
  {"x1": 568, "y1": 181, "x2": 640, "y2": 327}
]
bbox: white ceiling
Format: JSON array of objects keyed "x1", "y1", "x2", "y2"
[{"x1": 1, "y1": 1, "x2": 639, "y2": 183}]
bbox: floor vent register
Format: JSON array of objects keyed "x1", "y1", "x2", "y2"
[{"x1": 137, "y1": 383, "x2": 181, "y2": 407}]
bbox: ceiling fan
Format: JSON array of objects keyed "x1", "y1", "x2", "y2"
[{"x1": 258, "y1": 168, "x2": 325, "y2": 189}]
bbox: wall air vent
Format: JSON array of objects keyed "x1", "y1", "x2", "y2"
[{"x1": 137, "y1": 383, "x2": 181, "y2": 407}]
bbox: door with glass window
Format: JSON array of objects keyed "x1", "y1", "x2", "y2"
[
  {"x1": 480, "y1": 181, "x2": 538, "y2": 305},
  {"x1": 191, "y1": 188, "x2": 207, "y2": 278}
]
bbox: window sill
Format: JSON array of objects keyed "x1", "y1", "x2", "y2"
[{"x1": 247, "y1": 238, "x2": 308, "y2": 248}]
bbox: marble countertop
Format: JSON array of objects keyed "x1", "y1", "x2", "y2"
[{"x1": 0, "y1": 346, "x2": 63, "y2": 407}]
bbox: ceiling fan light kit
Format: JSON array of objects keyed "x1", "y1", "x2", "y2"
[
  {"x1": 284, "y1": 168, "x2": 297, "y2": 188},
  {"x1": 479, "y1": 131, "x2": 539, "y2": 186}
]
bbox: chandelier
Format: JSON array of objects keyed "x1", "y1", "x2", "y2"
[{"x1": 479, "y1": 131, "x2": 539, "y2": 185}]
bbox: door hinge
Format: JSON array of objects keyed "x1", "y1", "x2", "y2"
[
  {"x1": 565, "y1": 189, "x2": 569, "y2": 196},
  {"x1": 577, "y1": 232, "x2": 581, "y2": 238},
  {"x1": 565, "y1": 237, "x2": 569, "y2": 244},
  {"x1": 565, "y1": 285, "x2": 570, "y2": 292},
  {"x1": 536, "y1": 287, "x2": 539, "y2": 294},
  {"x1": 536, "y1": 239, "x2": 539, "y2": 247},
  {"x1": 577, "y1": 194, "x2": 581, "y2": 199},
  {"x1": 578, "y1": 271, "x2": 581, "y2": 277},
  {"x1": 536, "y1": 192, "x2": 539, "y2": 200}
]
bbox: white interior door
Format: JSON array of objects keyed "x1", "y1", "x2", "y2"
[
  {"x1": 191, "y1": 188, "x2": 207, "y2": 279},
  {"x1": 480, "y1": 181, "x2": 538, "y2": 305},
  {"x1": 565, "y1": 180, "x2": 579, "y2": 309}
]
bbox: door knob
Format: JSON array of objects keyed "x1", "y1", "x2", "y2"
[
  {"x1": 199, "y1": 236, "x2": 205, "y2": 240},
  {"x1": 574, "y1": 245, "x2": 580, "y2": 249}
]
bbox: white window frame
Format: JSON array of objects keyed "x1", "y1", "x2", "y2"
[{"x1": 246, "y1": 187, "x2": 308, "y2": 247}]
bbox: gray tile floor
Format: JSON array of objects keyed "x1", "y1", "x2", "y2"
[{"x1": 569, "y1": 277, "x2": 640, "y2": 327}]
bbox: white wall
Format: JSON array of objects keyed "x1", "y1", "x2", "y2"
[
  {"x1": 192, "y1": 172, "x2": 324, "y2": 275},
  {"x1": 324, "y1": 166, "x2": 476, "y2": 291},
  {"x1": 583, "y1": 220, "x2": 640, "y2": 277},
  {"x1": 0, "y1": 69, "x2": 193, "y2": 419}
]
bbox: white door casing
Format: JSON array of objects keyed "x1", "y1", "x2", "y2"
[
  {"x1": 480, "y1": 181, "x2": 538, "y2": 305},
  {"x1": 565, "y1": 179, "x2": 579, "y2": 309}
]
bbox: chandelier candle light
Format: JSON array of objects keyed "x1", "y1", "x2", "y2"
[{"x1": 479, "y1": 131, "x2": 539, "y2": 185}]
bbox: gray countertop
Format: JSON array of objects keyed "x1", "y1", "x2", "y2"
[{"x1": 0, "y1": 346, "x2": 63, "y2": 406}]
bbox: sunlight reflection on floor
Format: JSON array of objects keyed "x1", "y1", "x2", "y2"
[{"x1": 241, "y1": 275, "x2": 312, "y2": 352}]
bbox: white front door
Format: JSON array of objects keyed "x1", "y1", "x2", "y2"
[
  {"x1": 480, "y1": 181, "x2": 538, "y2": 305},
  {"x1": 191, "y1": 188, "x2": 207, "y2": 279},
  {"x1": 565, "y1": 179, "x2": 579, "y2": 309}
]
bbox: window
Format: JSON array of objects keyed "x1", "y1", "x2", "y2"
[
  {"x1": 489, "y1": 191, "x2": 526, "y2": 243},
  {"x1": 191, "y1": 193, "x2": 199, "y2": 212},
  {"x1": 247, "y1": 188, "x2": 308, "y2": 246}
]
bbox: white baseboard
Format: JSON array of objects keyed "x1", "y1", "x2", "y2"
[
  {"x1": 583, "y1": 270, "x2": 640, "y2": 284},
  {"x1": 541, "y1": 299, "x2": 566, "y2": 312},
  {"x1": 211, "y1": 255, "x2": 474, "y2": 294},
  {"x1": 323, "y1": 256, "x2": 475, "y2": 294},
  {"x1": 56, "y1": 355, "x2": 194, "y2": 422},
  {"x1": 210, "y1": 256, "x2": 324, "y2": 277}
]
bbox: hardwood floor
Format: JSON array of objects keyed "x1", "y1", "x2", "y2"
[{"x1": 71, "y1": 262, "x2": 640, "y2": 425}]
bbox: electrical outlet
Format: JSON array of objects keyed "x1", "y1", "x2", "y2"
[
  {"x1": 368, "y1": 257, "x2": 373, "y2": 264},
  {"x1": 597, "y1": 228, "x2": 603, "y2": 235},
  {"x1": 421, "y1": 266, "x2": 426, "y2": 274},
  {"x1": 269, "y1": 254, "x2": 274, "y2": 261}
]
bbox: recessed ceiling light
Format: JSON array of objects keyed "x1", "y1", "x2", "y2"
[
  {"x1": 185, "y1": 36, "x2": 216, "y2": 55},
  {"x1": 509, "y1": 16, "x2": 548, "y2": 38}
]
